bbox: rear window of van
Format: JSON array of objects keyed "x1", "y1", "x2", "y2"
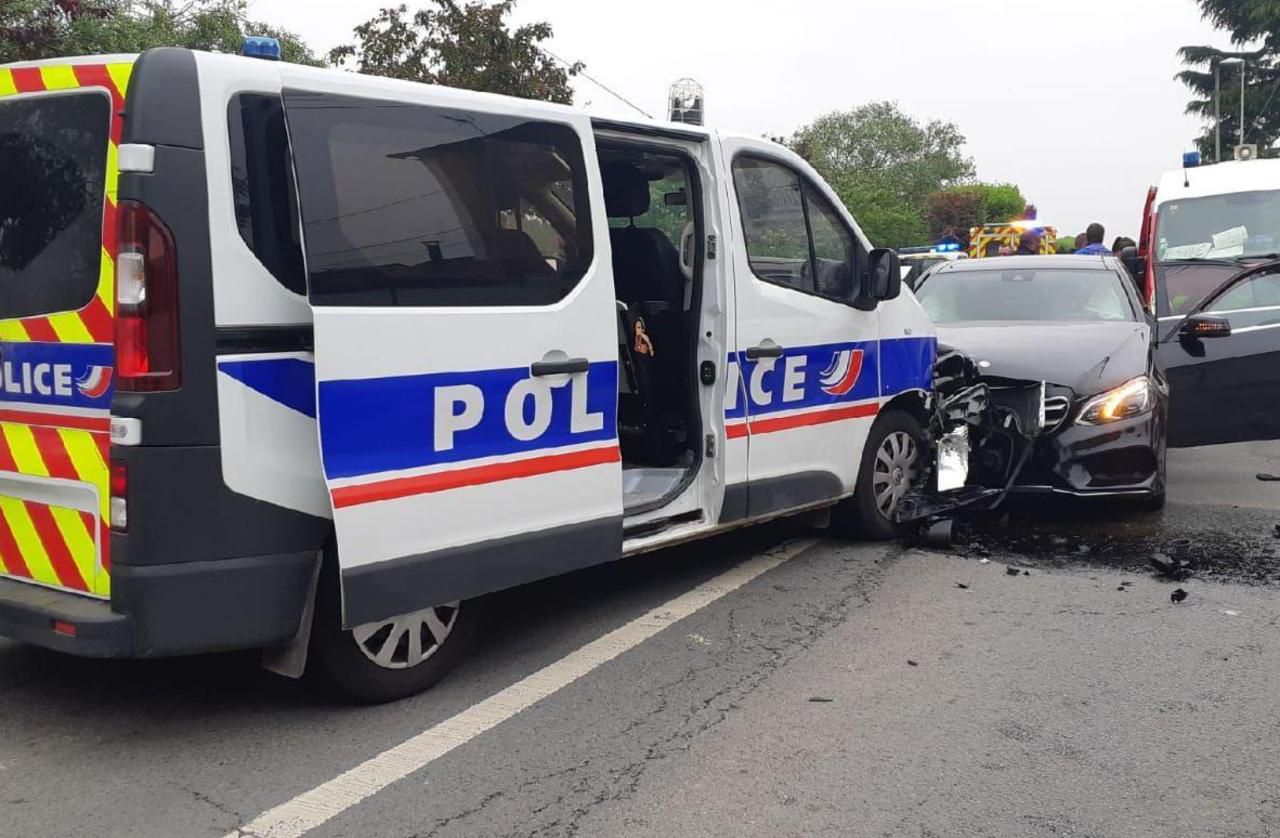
[{"x1": 0, "y1": 90, "x2": 109, "y2": 320}]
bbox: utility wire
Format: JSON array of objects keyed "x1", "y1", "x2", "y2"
[{"x1": 539, "y1": 47, "x2": 653, "y2": 120}]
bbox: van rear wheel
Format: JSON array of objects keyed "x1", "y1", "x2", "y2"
[
  {"x1": 836, "y1": 409, "x2": 927, "y2": 540},
  {"x1": 311, "y1": 564, "x2": 480, "y2": 703}
]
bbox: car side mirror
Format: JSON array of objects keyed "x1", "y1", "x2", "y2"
[
  {"x1": 1119, "y1": 245, "x2": 1145, "y2": 279},
  {"x1": 1179, "y1": 313, "x2": 1232, "y2": 340},
  {"x1": 868, "y1": 248, "x2": 902, "y2": 302}
]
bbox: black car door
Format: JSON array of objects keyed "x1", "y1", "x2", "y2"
[{"x1": 1161, "y1": 269, "x2": 1280, "y2": 447}]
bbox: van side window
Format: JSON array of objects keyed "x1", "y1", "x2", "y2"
[
  {"x1": 227, "y1": 94, "x2": 307, "y2": 295},
  {"x1": 283, "y1": 90, "x2": 594, "y2": 308},
  {"x1": 804, "y1": 187, "x2": 857, "y2": 301},
  {"x1": 732, "y1": 156, "x2": 861, "y2": 305},
  {"x1": 732, "y1": 158, "x2": 812, "y2": 293}
]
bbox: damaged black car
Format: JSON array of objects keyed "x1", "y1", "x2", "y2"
[{"x1": 911, "y1": 255, "x2": 1167, "y2": 508}]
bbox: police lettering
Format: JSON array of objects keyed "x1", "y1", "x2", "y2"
[
  {"x1": 737, "y1": 354, "x2": 810, "y2": 409},
  {"x1": 433, "y1": 373, "x2": 603, "y2": 452},
  {"x1": 2, "y1": 362, "x2": 73, "y2": 397}
]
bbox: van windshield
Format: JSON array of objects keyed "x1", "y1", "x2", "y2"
[
  {"x1": 1155, "y1": 190, "x2": 1280, "y2": 261},
  {"x1": 0, "y1": 90, "x2": 110, "y2": 321}
]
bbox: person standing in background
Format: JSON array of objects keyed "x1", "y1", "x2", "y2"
[
  {"x1": 1074, "y1": 223, "x2": 1110, "y2": 255},
  {"x1": 1112, "y1": 236, "x2": 1136, "y2": 255}
]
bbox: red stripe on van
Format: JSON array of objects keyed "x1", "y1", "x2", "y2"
[
  {"x1": 71, "y1": 64, "x2": 124, "y2": 144},
  {"x1": 0, "y1": 410, "x2": 109, "y2": 433},
  {"x1": 24, "y1": 503, "x2": 88, "y2": 591},
  {"x1": 728, "y1": 402, "x2": 880, "y2": 439},
  {"x1": 19, "y1": 318, "x2": 58, "y2": 342},
  {"x1": 331, "y1": 445, "x2": 622, "y2": 509},
  {"x1": 79, "y1": 295, "x2": 114, "y2": 344},
  {"x1": 29, "y1": 426, "x2": 78, "y2": 481},
  {"x1": 0, "y1": 506, "x2": 33, "y2": 580},
  {"x1": 9, "y1": 67, "x2": 46, "y2": 93}
]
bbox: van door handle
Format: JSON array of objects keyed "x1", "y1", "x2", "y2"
[
  {"x1": 745, "y1": 344, "x2": 784, "y2": 359},
  {"x1": 531, "y1": 357, "x2": 590, "y2": 376}
]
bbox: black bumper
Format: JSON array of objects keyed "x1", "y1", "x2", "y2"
[
  {"x1": 0, "y1": 551, "x2": 318, "y2": 659},
  {"x1": 1013, "y1": 409, "x2": 1165, "y2": 496}
]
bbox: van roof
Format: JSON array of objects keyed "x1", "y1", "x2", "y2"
[{"x1": 1156, "y1": 158, "x2": 1280, "y2": 203}]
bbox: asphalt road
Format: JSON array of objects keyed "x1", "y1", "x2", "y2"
[{"x1": 1, "y1": 444, "x2": 1278, "y2": 838}]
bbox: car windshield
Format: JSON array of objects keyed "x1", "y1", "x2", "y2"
[
  {"x1": 915, "y1": 267, "x2": 1136, "y2": 323},
  {"x1": 1155, "y1": 190, "x2": 1280, "y2": 261}
]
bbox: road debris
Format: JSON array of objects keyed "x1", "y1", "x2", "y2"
[
  {"x1": 1150, "y1": 552, "x2": 1194, "y2": 580},
  {"x1": 1116, "y1": 586, "x2": 1127, "y2": 592},
  {"x1": 1222, "y1": 610, "x2": 1240, "y2": 616},
  {"x1": 1257, "y1": 473, "x2": 1279, "y2": 482},
  {"x1": 808, "y1": 697, "x2": 834, "y2": 703},
  {"x1": 1006, "y1": 566, "x2": 1020, "y2": 576},
  {"x1": 979, "y1": 558, "x2": 990, "y2": 564},
  {"x1": 1171, "y1": 588, "x2": 1189, "y2": 604},
  {"x1": 907, "y1": 660, "x2": 919, "y2": 667},
  {"x1": 956, "y1": 582, "x2": 970, "y2": 589}
]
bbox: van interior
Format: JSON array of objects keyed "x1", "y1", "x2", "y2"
[{"x1": 597, "y1": 146, "x2": 703, "y2": 514}]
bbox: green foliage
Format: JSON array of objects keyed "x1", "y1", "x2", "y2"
[
  {"x1": 1179, "y1": 2, "x2": 1280, "y2": 160},
  {"x1": 789, "y1": 101, "x2": 974, "y2": 247},
  {"x1": 0, "y1": 0, "x2": 319, "y2": 65},
  {"x1": 330, "y1": 1, "x2": 580, "y2": 104},
  {"x1": 925, "y1": 182, "x2": 1029, "y2": 241}
]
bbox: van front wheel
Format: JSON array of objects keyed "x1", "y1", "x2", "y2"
[
  {"x1": 312, "y1": 589, "x2": 480, "y2": 703},
  {"x1": 837, "y1": 409, "x2": 927, "y2": 540}
]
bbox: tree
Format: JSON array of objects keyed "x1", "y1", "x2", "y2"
[
  {"x1": 1179, "y1": 1, "x2": 1280, "y2": 159},
  {"x1": 0, "y1": 0, "x2": 319, "y2": 66},
  {"x1": 330, "y1": 1, "x2": 580, "y2": 104},
  {"x1": 789, "y1": 101, "x2": 974, "y2": 247},
  {"x1": 925, "y1": 182, "x2": 1029, "y2": 241}
]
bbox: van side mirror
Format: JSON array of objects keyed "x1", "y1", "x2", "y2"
[
  {"x1": 1179, "y1": 313, "x2": 1232, "y2": 340},
  {"x1": 1119, "y1": 245, "x2": 1145, "y2": 279},
  {"x1": 868, "y1": 248, "x2": 902, "y2": 302}
]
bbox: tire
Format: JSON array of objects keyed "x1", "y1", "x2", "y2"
[
  {"x1": 837, "y1": 409, "x2": 928, "y2": 540},
  {"x1": 310, "y1": 557, "x2": 481, "y2": 704}
]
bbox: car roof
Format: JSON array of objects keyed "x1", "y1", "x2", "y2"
[{"x1": 932, "y1": 255, "x2": 1115, "y2": 273}]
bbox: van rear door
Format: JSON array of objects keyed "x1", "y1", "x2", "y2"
[
  {"x1": 0, "y1": 61, "x2": 129, "y2": 598},
  {"x1": 281, "y1": 81, "x2": 624, "y2": 628}
]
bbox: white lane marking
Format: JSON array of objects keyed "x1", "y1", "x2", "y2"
[{"x1": 230, "y1": 537, "x2": 819, "y2": 838}]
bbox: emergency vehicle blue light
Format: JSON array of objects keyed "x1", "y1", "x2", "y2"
[
  {"x1": 1183, "y1": 151, "x2": 1202, "y2": 168},
  {"x1": 242, "y1": 36, "x2": 282, "y2": 61},
  {"x1": 934, "y1": 242, "x2": 960, "y2": 252}
]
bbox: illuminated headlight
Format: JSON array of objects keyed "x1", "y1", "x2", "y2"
[{"x1": 1076, "y1": 376, "x2": 1153, "y2": 425}]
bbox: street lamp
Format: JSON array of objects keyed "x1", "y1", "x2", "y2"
[{"x1": 1219, "y1": 56, "x2": 1246, "y2": 156}]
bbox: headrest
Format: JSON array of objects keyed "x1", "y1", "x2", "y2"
[{"x1": 602, "y1": 162, "x2": 651, "y2": 218}]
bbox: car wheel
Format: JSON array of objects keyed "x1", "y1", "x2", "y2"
[
  {"x1": 310, "y1": 558, "x2": 480, "y2": 704},
  {"x1": 838, "y1": 409, "x2": 928, "y2": 540}
]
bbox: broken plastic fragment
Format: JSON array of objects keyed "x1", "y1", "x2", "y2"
[
  {"x1": 936, "y1": 425, "x2": 970, "y2": 492},
  {"x1": 1171, "y1": 588, "x2": 1188, "y2": 604}
]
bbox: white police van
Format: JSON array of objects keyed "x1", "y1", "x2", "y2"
[{"x1": 0, "y1": 45, "x2": 935, "y2": 701}]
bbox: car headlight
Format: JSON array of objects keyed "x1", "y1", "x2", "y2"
[{"x1": 1076, "y1": 376, "x2": 1153, "y2": 425}]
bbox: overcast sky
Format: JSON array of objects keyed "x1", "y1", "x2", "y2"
[{"x1": 249, "y1": 0, "x2": 1241, "y2": 242}]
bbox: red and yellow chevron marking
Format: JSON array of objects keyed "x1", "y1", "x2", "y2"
[
  {"x1": 0, "y1": 61, "x2": 129, "y2": 345},
  {"x1": 0, "y1": 420, "x2": 110, "y2": 595},
  {"x1": 0, "y1": 59, "x2": 132, "y2": 598}
]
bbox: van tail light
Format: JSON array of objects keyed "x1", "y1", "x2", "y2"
[
  {"x1": 109, "y1": 461, "x2": 128, "y2": 531},
  {"x1": 116, "y1": 200, "x2": 180, "y2": 391}
]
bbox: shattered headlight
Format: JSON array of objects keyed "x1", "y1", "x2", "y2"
[{"x1": 1076, "y1": 376, "x2": 1153, "y2": 425}]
